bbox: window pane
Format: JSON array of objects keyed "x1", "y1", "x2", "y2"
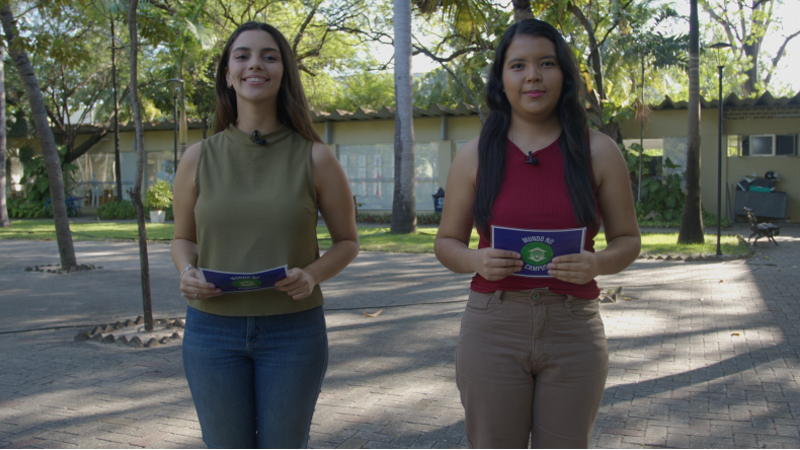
[
  {"x1": 414, "y1": 142, "x2": 439, "y2": 210},
  {"x1": 776, "y1": 134, "x2": 797, "y2": 156},
  {"x1": 338, "y1": 143, "x2": 440, "y2": 211},
  {"x1": 338, "y1": 144, "x2": 394, "y2": 210},
  {"x1": 750, "y1": 136, "x2": 773, "y2": 156},
  {"x1": 727, "y1": 135, "x2": 739, "y2": 157}
]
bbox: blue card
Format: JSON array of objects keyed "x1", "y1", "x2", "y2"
[
  {"x1": 199, "y1": 265, "x2": 289, "y2": 293},
  {"x1": 491, "y1": 226, "x2": 586, "y2": 278}
]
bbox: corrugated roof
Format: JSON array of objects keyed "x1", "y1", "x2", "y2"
[
  {"x1": 64, "y1": 91, "x2": 800, "y2": 136},
  {"x1": 310, "y1": 103, "x2": 481, "y2": 122},
  {"x1": 652, "y1": 91, "x2": 800, "y2": 110}
]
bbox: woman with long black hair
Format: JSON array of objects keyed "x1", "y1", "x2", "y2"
[
  {"x1": 171, "y1": 22, "x2": 358, "y2": 448},
  {"x1": 435, "y1": 19, "x2": 640, "y2": 448}
]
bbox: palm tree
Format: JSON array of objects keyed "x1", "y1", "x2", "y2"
[
  {"x1": 1, "y1": 3, "x2": 77, "y2": 268},
  {"x1": 391, "y1": 0, "x2": 488, "y2": 234},
  {"x1": 677, "y1": 0, "x2": 704, "y2": 244},
  {"x1": 128, "y1": 0, "x2": 155, "y2": 331},
  {"x1": 0, "y1": 46, "x2": 10, "y2": 228},
  {"x1": 391, "y1": 0, "x2": 417, "y2": 234}
]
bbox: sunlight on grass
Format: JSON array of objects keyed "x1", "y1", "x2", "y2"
[
  {"x1": 2, "y1": 220, "x2": 749, "y2": 256},
  {"x1": 0, "y1": 220, "x2": 174, "y2": 241}
]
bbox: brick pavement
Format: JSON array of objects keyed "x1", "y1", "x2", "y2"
[{"x1": 0, "y1": 224, "x2": 798, "y2": 448}]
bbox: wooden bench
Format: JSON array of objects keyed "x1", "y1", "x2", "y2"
[{"x1": 743, "y1": 207, "x2": 780, "y2": 246}]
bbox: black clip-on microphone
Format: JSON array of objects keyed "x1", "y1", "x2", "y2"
[
  {"x1": 524, "y1": 151, "x2": 538, "y2": 165},
  {"x1": 251, "y1": 130, "x2": 267, "y2": 145}
]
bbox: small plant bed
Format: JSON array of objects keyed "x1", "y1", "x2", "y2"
[
  {"x1": 74, "y1": 316, "x2": 185, "y2": 348},
  {"x1": 25, "y1": 262, "x2": 101, "y2": 274}
]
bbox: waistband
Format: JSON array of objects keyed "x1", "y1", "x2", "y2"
[{"x1": 485, "y1": 287, "x2": 570, "y2": 303}]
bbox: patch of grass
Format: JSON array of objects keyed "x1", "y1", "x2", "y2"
[
  {"x1": 0, "y1": 219, "x2": 174, "y2": 241},
  {"x1": 632, "y1": 233, "x2": 748, "y2": 256},
  {"x1": 2, "y1": 220, "x2": 750, "y2": 256}
]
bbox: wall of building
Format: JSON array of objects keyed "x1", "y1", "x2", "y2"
[{"x1": 619, "y1": 108, "x2": 800, "y2": 222}]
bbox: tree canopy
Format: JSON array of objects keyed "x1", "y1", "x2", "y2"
[{"x1": 3, "y1": 0, "x2": 798, "y2": 145}]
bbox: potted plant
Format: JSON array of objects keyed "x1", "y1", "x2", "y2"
[{"x1": 145, "y1": 180, "x2": 173, "y2": 223}]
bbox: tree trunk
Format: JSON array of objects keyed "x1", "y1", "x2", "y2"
[
  {"x1": 512, "y1": 0, "x2": 534, "y2": 22},
  {"x1": 1, "y1": 4, "x2": 77, "y2": 267},
  {"x1": 678, "y1": 0, "x2": 704, "y2": 244},
  {"x1": 111, "y1": 14, "x2": 123, "y2": 201},
  {"x1": 0, "y1": 47, "x2": 10, "y2": 227},
  {"x1": 128, "y1": 0, "x2": 155, "y2": 332},
  {"x1": 742, "y1": 40, "x2": 760, "y2": 97},
  {"x1": 391, "y1": 0, "x2": 417, "y2": 234}
]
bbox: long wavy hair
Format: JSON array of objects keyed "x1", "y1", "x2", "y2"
[
  {"x1": 213, "y1": 22, "x2": 321, "y2": 142},
  {"x1": 473, "y1": 19, "x2": 598, "y2": 237}
]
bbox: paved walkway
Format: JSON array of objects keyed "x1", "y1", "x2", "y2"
[{"x1": 0, "y1": 224, "x2": 799, "y2": 448}]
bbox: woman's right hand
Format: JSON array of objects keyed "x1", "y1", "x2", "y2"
[
  {"x1": 179, "y1": 268, "x2": 222, "y2": 300},
  {"x1": 471, "y1": 248, "x2": 524, "y2": 281}
]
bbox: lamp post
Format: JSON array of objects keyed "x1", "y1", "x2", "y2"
[
  {"x1": 709, "y1": 42, "x2": 731, "y2": 256},
  {"x1": 167, "y1": 78, "x2": 184, "y2": 180}
]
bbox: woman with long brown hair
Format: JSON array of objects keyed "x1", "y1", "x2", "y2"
[
  {"x1": 435, "y1": 19, "x2": 640, "y2": 448},
  {"x1": 171, "y1": 22, "x2": 358, "y2": 448}
]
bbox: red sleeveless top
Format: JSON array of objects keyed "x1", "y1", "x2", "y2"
[{"x1": 470, "y1": 137, "x2": 602, "y2": 299}]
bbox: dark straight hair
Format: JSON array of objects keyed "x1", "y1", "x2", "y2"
[
  {"x1": 473, "y1": 19, "x2": 598, "y2": 237},
  {"x1": 213, "y1": 22, "x2": 321, "y2": 143}
]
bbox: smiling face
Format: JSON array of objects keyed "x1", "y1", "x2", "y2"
[
  {"x1": 501, "y1": 34, "x2": 563, "y2": 122},
  {"x1": 225, "y1": 29, "x2": 284, "y2": 106}
]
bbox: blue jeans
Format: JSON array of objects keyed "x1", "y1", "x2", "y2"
[{"x1": 182, "y1": 306, "x2": 328, "y2": 449}]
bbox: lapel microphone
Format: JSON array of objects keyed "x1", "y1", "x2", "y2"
[
  {"x1": 524, "y1": 151, "x2": 539, "y2": 165},
  {"x1": 251, "y1": 130, "x2": 267, "y2": 145}
]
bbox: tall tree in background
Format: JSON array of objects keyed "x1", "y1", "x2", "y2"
[
  {"x1": 1, "y1": 2, "x2": 77, "y2": 268},
  {"x1": 678, "y1": 0, "x2": 704, "y2": 244},
  {"x1": 108, "y1": 2, "x2": 123, "y2": 201},
  {"x1": 392, "y1": 0, "x2": 416, "y2": 234},
  {"x1": 700, "y1": 0, "x2": 800, "y2": 96},
  {"x1": 0, "y1": 45, "x2": 9, "y2": 227},
  {"x1": 127, "y1": 0, "x2": 155, "y2": 332}
]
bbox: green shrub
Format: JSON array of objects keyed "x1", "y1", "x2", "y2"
[
  {"x1": 8, "y1": 197, "x2": 48, "y2": 219},
  {"x1": 354, "y1": 212, "x2": 441, "y2": 225},
  {"x1": 355, "y1": 212, "x2": 392, "y2": 224},
  {"x1": 97, "y1": 200, "x2": 137, "y2": 220},
  {"x1": 701, "y1": 209, "x2": 732, "y2": 228},
  {"x1": 417, "y1": 212, "x2": 441, "y2": 225},
  {"x1": 636, "y1": 157, "x2": 685, "y2": 223},
  {"x1": 145, "y1": 180, "x2": 173, "y2": 211}
]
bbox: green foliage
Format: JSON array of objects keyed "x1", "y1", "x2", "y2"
[
  {"x1": 355, "y1": 212, "x2": 442, "y2": 225},
  {"x1": 145, "y1": 180, "x2": 173, "y2": 211},
  {"x1": 11, "y1": 146, "x2": 79, "y2": 219},
  {"x1": 7, "y1": 197, "x2": 48, "y2": 219},
  {"x1": 701, "y1": 209, "x2": 732, "y2": 228},
  {"x1": 97, "y1": 200, "x2": 137, "y2": 220},
  {"x1": 634, "y1": 156, "x2": 685, "y2": 223}
]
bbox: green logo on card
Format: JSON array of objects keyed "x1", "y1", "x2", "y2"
[
  {"x1": 521, "y1": 242, "x2": 553, "y2": 266},
  {"x1": 233, "y1": 279, "x2": 262, "y2": 288}
]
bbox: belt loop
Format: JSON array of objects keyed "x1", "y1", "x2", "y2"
[{"x1": 494, "y1": 290, "x2": 504, "y2": 302}]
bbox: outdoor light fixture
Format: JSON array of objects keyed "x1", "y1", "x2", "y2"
[
  {"x1": 709, "y1": 42, "x2": 731, "y2": 256},
  {"x1": 167, "y1": 78, "x2": 185, "y2": 179}
]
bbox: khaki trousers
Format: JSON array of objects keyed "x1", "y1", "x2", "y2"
[{"x1": 456, "y1": 288, "x2": 609, "y2": 448}]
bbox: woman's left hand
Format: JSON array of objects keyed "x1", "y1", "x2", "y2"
[
  {"x1": 547, "y1": 250, "x2": 599, "y2": 285},
  {"x1": 275, "y1": 268, "x2": 318, "y2": 300}
]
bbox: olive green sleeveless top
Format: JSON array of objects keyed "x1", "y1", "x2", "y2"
[{"x1": 189, "y1": 125, "x2": 323, "y2": 316}]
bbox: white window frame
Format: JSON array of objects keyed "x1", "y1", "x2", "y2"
[{"x1": 748, "y1": 134, "x2": 775, "y2": 156}]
